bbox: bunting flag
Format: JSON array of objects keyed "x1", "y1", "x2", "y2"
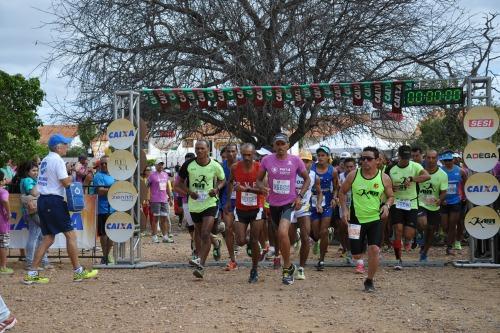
[{"x1": 142, "y1": 80, "x2": 415, "y2": 113}]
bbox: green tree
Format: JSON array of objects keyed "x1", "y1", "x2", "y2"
[
  {"x1": 77, "y1": 119, "x2": 98, "y2": 148},
  {"x1": 0, "y1": 70, "x2": 44, "y2": 166},
  {"x1": 66, "y1": 146, "x2": 87, "y2": 158}
]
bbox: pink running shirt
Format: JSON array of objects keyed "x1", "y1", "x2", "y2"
[{"x1": 148, "y1": 171, "x2": 170, "y2": 203}]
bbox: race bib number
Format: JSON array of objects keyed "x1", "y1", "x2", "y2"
[
  {"x1": 448, "y1": 183, "x2": 457, "y2": 195},
  {"x1": 396, "y1": 199, "x2": 411, "y2": 210},
  {"x1": 348, "y1": 224, "x2": 361, "y2": 240},
  {"x1": 241, "y1": 192, "x2": 257, "y2": 206},
  {"x1": 311, "y1": 195, "x2": 325, "y2": 207},
  {"x1": 159, "y1": 182, "x2": 167, "y2": 191},
  {"x1": 423, "y1": 195, "x2": 435, "y2": 206},
  {"x1": 272, "y1": 179, "x2": 290, "y2": 194},
  {"x1": 196, "y1": 190, "x2": 208, "y2": 201}
]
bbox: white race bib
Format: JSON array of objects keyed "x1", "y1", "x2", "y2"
[
  {"x1": 423, "y1": 195, "x2": 436, "y2": 206},
  {"x1": 348, "y1": 224, "x2": 361, "y2": 240},
  {"x1": 272, "y1": 179, "x2": 290, "y2": 194},
  {"x1": 196, "y1": 190, "x2": 208, "y2": 201},
  {"x1": 241, "y1": 192, "x2": 258, "y2": 206},
  {"x1": 159, "y1": 182, "x2": 167, "y2": 191},
  {"x1": 311, "y1": 195, "x2": 325, "y2": 208},
  {"x1": 448, "y1": 183, "x2": 457, "y2": 195},
  {"x1": 396, "y1": 199, "x2": 411, "y2": 210}
]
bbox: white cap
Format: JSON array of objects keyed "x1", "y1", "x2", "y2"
[
  {"x1": 256, "y1": 147, "x2": 272, "y2": 156},
  {"x1": 452, "y1": 153, "x2": 461, "y2": 159},
  {"x1": 155, "y1": 158, "x2": 164, "y2": 165},
  {"x1": 340, "y1": 152, "x2": 351, "y2": 158}
]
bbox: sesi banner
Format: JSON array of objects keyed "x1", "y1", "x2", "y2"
[{"x1": 8, "y1": 194, "x2": 97, "y2": 250}]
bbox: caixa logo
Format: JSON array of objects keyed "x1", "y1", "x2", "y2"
[
  {"x1": 106, "y1": 223, "x2": 133, "y2": 230},
  {"x1": 10, "y1": 212, "x2": 84, "y2": 231},
  {"x1": 466, "y1": 185, "x2": 498, "y2": 193},
  {"x1": 108, "y1": 130, "x2": 134, "y2": 138}
]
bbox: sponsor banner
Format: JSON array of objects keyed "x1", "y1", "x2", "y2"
[
  {"x1": 463, "y1": 106, "x2": 499, "y2": 139},
  {"x1": 8, "y1": 194, "x2": 96, "y2": 249},
  {"x1": 108, "y1": 181, "x2": 138, "y2": 212},
  {"x1": 463, "y1": 139, "x2": 498, "y2": 172},
  {"x1": 108, "y1": 149, "x2": 137, "y2": 181},
  {"x1": 352, "y1": 83, "x2": 363, "y2": 106},
  {"x1": 464, "y1": 172, "x2": 500, "y2": 206},
  {"x1": 391, "y1": 80, "x2": 403, "y2": 114},
  {"x1": 107, "y1": 118, "x2": 137, "y2": 150},
  {"x1": 105, "y1": 211, "x2": 135, "y2": 243},
  {"x1": 464, "y1": 206, "x2": 500, "y2": 240}
]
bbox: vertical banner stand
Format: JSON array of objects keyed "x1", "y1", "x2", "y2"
[
  {"x1": 97, "y1": 91, "x2": 160, "y2": 268},
  {"x1": 453, "y1": 77, "x2": 500, "y2": 268}
]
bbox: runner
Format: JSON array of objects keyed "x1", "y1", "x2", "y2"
[
  {"x1": 227, "y1": 143, "x2": 267, "y2": 282},
  {"x1": 23, "y1": 134, "x2": 98, "y2": 284},
  {"x1": 388, "y1": 145, "x2": 430, "y2": 270},
  {"x1": 338, "y1": 157, "x2": 357, "y2": 266},
  {"x1": 417, "y1": 150, "x2": 448, "y2": 261},
  {"x1": 256, "y1": 133, "x2": 311, "y2": 285},
  {"x1": 339, "y1": 147, "x2": 394, "y2": 292},
  {"x1": 439, "y1": 150, "x2": 467, "y2": 255},
  {"x1": 289, "y1": 150, "x2": 319, "y2": 280},
  {"x1": 148, "y1": 159, "x2": 174, "y2": 243},
  {"x1": 310, "y1": 146, "x2": 338, "y2": 271},
  {"x1": 174, "y1": 140, "x2": 225, "y2": 279},
  {"x1": 220, "y1": 144, "x2": 238, "y2": 271}
]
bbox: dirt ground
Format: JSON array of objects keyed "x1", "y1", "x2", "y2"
[{"x1": 2, "y1": 220, "x2": 499, "y2": 333}]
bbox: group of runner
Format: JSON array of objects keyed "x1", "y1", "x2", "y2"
[{"x1": 172, "y1": 134, "x2": 468, "y2": 291}]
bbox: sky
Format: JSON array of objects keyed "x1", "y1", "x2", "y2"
[{"x1": 0, "y1": 0, "x2": 499, "y2": 124}]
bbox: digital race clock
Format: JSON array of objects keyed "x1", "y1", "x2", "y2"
[{"x1": 404, "y1": 87, "x2": 464, "y2": 106}]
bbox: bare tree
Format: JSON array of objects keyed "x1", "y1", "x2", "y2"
[{"x1": 43, "y1": 0, "x2": 498, "y2": 147}]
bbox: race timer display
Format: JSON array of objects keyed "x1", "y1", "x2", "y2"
[{"x1": 404, "y1": 87, "x2": 463, "y2": 106}]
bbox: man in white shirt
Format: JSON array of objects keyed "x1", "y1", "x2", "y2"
[{"x1": 23, "y1": 134, "x2": 98, "y2": 284}]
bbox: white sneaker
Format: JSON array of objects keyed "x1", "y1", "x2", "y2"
[{"x1": 152, "y1": 235, "x2": 160, "y2": 243}]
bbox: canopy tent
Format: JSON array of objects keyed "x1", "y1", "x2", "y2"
[{"x1": 306, "y1": 132, "x2": 395, "y2": 154}]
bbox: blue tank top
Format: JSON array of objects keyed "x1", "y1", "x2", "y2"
[
  {"x1": 219, "y1": 160, "x2": 232, "y2": 208},
  {"x1": 441, "y1": 165, "x2": 461, "y2": 205},
  {"x1": 311, "y1": 163, "x2": 334, "y2": 208}
]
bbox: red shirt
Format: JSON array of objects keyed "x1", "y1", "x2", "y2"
[{"x1": 233, "y1": 161, "x2": 264, "y2": 211}]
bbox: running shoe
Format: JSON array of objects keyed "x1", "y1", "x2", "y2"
[
  {"x1": 212, "y1": 239, "x2": 222, "y2": 261},
  {"x1": 328, "y1": 227, "x2": 334, "y2": 244},
  {"x1": 363, "y1": 279, "x2": 375, "y2": 292},
  {"x1": 453, "y1": 241, "x2": 462, "y2": 251},
  {"x1": 162, "y1": 236, "x2": 174, "y2": 243},
  {"x1": 248, "y1": 268, "x2": 259, "y2": 283},
  {"x1": 189, "y1": 256, "x2": 200, "y2": 267},
  {"x1": 217, "y1": 221, "x2": 226, "y2": 234},
  {"x1": 282, "y1": 265, "x2": 295, "y2": 285},
  {"x1": 293, "y1": 239, "x2": 301, "y2": 253},
  {"x1": 265, "y1": 247, "x2": 275, "y2": 260},
  {"x1": 345, "y1": 251, "x2": 353, "y2": 265},
  {"x1": 193, "y1": 266, "x2": 204, "y2": 279},
  {"x1": 0, "y1": 267, "x2": 14, "y2": 275},
  {"x1": 224, "y1": 260, "x2": 238, "y2": 271},
  {"x1": 315, "y1": 260, "x2": 325, "y2": 271},
  {"x1": 23, "y1": 273, "x2": 49, "y2": 285},
  {"x1": 259, "y1": 245, "x2": 269, "y2": 262},
  {"x1": 152, "y1": 235, "x2": 160, "y2": 243},
  {"x1": 394, "y1": 259, "x2": 403, "y2": 270},
  {"x1": 313, "y1": 241, "x2": 320, "y2": 255},
  {"x1": 355, "y1": 262, "x2": 365, "y2": 274},
  {"x1": 296, "y1": 266, "x2": 306, "y2": 280},
  {"x1": 73, "y1": 268, "x2": 99, "y2": 282},
  {"x1": 0, "y1": 315, "x2": 17, "y2": 332},
  {"x1": 273, "y1": 256, "x2": 281, "y2": 269},
  {"x1": 419, "y1": 252, "x2": 428, "y2": 262},
  {"x1": 246, "y1": 244, "x2": 252, "y2": 257},
  {"x1": 107, "y1": 254, "x2": 115, "y2": 264}
]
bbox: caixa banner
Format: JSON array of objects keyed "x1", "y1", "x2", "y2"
[{"x1": 8, "y1": 194, "x2": 97, "y2": 249}]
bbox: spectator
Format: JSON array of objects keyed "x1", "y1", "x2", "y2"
[
  {"x1": 0, "y1": 160, "x2": 15, "y2": 185},
  {"x1": 0, "y1": 295, "x2": 16, "y2": 331},
  {"x1": 74, "y1": 155, "x2": 89, "y2": 183},
  {"x1": 0, "y1": 171, "x2": 13, "y2": 274},
  {"x1": 20, "y1": 161, "x2": 52, "y2": 270}
]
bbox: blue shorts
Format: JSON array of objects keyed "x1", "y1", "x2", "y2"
[
  {"x1": 38, "y1": 194, "x2": 74, "y2": 236},
  {"x1": 219, "y1": 199, "x2": 236, "y2": 214},
  {"x1": 311, "y1": 206, "x2": 333, "y2": 220}
]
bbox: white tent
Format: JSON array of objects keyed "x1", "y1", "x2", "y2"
[{"x1": 305, "y1": 132, "x2": 396, "y2": 155}]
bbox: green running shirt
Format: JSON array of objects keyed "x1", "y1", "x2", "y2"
[
  {"x1": 351, "y1": 169, "x2": 385, "y2": 223},
  {"x1": 179, "y1": 158, "x2": 225, "y2": 213},
  {"x1": 418, "y1": 168, "x2": 448, "y2": 211},
  {"x1": 389, "y1": 161, "x2": 423, "y2": 209}
]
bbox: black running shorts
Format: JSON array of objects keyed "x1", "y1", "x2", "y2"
[{"x1": 348, "y1": 216, "x2": 382, "y2": 255}]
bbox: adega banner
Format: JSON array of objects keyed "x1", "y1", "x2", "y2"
[
  {"x1": 142, "y1": 80, "x2": 415, "y2": 111},
  {"x1": 8, "y1": 194, "x2": 97, "y2": 250}
]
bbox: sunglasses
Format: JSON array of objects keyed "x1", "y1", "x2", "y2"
[{"x1": 360, "y1": 156, "x2": 375, "y2": 161}]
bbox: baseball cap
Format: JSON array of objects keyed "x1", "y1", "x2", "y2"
[
  {"x1": 273, "y1": 133, "x2": 289, "y2": 144},
  {"x1": 316, "y1": 146, "x2": 331, "y2": 155},
  {"x1": 155, "y1": 158, "x2": 164, "y2": 165},
  {"x1": 299, "y1": 150, "x2": 313, "y2": 161},
  {"x1": 439, "y1": 152, "x2": 454, "y2": 161},
  {"x1": 398, "y1": 145, "x2": 411, "y2": 159},
  {"x1": 340, "y1": 151, "x2": 351, "y2": 158},
  {"x1": 452, "y1": 152, "x2": 461, "y2": 159},
  {"x1": 48, "y1": 133, "x2": 72, "y2": 147}
]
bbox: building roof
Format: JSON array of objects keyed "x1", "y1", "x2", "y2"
[{"x1": 38, "y1": 125, "x2": 78, "y2": 144}]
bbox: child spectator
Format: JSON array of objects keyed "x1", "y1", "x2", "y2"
[{"x1": 0, "y1": 171, "x2": 13, "y2": 274}]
